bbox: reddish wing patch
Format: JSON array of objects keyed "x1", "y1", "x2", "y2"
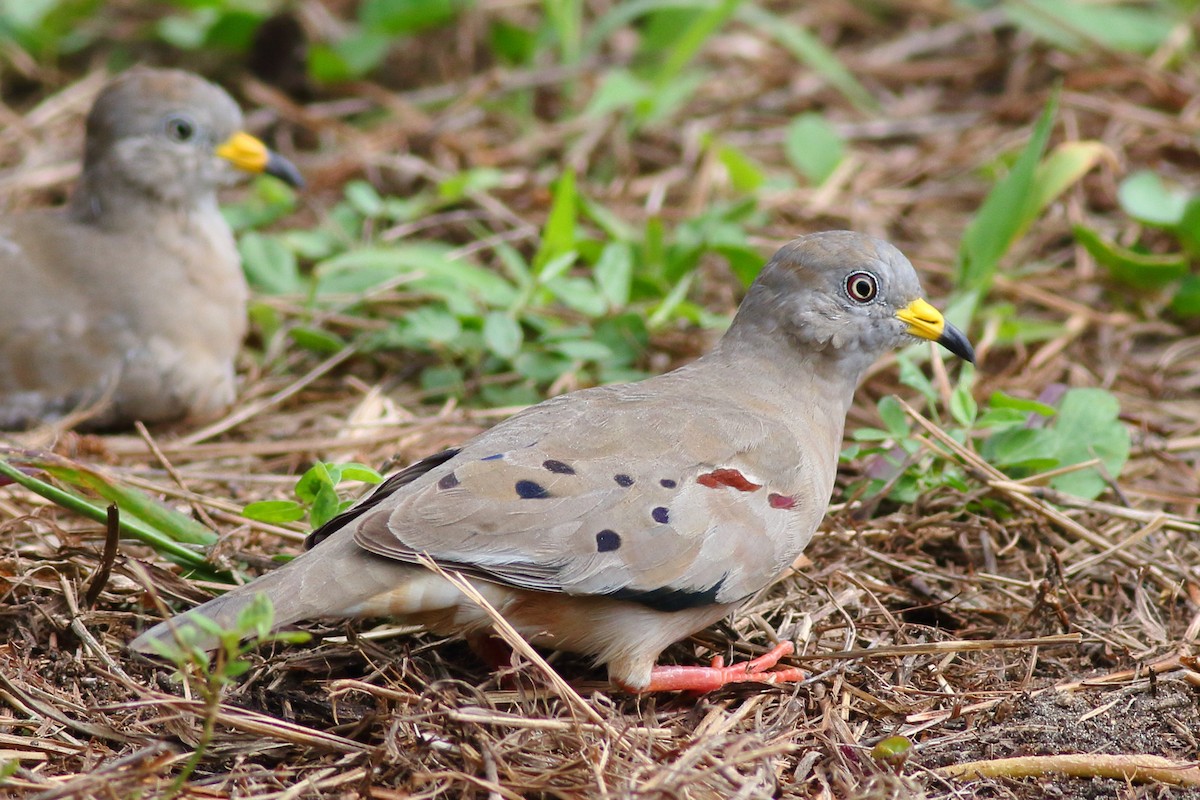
[
  {"x1": 697, "y1": 468, "x2": 762, "y2": 492},
  {"x1": 768, "y1": 492, "x2": 796, "y2": 509}
]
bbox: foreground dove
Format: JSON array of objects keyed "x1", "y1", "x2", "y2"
[
  {"x1": 0, "y1": 67, "x2": 303, "y2": 430},
  {"x1": 132, "y1": 231, "x2": 974, "y2": 692}
]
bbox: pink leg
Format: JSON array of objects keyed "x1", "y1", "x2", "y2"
[{"x1": 642, "y1": 641, "x2": 806, "y2": 693}]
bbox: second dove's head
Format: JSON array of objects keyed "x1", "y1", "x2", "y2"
[
  {"x1": 81, "y1": 67, "x2": 302, "y2": 205},
  {"x1": 732, "y1": 231, "x2": 974, "y2": 370}
]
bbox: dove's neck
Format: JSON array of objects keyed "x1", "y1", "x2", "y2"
[
  {"x1": 691, "y1": 324, "x2": 871, "y2": 444},
  {"x1": 69, "y1": 160, "x2": 220, "y2": 230}
]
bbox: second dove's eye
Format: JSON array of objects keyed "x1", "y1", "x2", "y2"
[
  {"x1": 165, "y1": 115, "x2": 196, "y2": 142},
  {"x1": 846, "y1": 271, "x2": 878, "y2": 303}
]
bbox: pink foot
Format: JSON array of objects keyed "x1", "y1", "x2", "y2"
[{"x1": 642, "y1": 641, "x2": 806, "y2": 693}]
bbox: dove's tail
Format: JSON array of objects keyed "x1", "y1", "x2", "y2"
[{"x1": 129, "y1": 534, "x2": 407, "y2": 654}]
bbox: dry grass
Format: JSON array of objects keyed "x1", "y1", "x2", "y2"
[{"x1": 2, "y1": 3, "x2": 1200, "y2": 798}]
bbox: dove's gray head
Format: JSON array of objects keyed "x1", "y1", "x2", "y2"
[
  {"x1": 73, "y1": 68, "x2": 302, "y2": 216},
  {"x1": 727, "y1": 231, "x2": 973, "y2": 375}
]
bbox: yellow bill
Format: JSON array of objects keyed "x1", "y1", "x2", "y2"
[
  {"x1": 895, "y1": 298, "x2": 975, "y2": 363},
  {"x1": 215, "y1": 131, "x2": 304, "y2": 188}
]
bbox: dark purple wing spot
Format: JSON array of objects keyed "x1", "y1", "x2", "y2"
[
  {"x1": 660, "y1": 478, "x2": 677, "y2": 488},
  {"x1": 595, "y1": 529, "x2": 621, "y2": 552},
  {"x1": 543, "y1": 459, "x2": 575, "y2": 475},
  {"x1": 482, "y1": 453, "x2": 504, "y2": 461},
  {"x1": 437, "y1": 472, "x2": 459, "y2": 490},
  {"x1": 614, "y1": 474, "x2": 634, "y2": 487},
  {"x1": 652, "y1": 506, "x2": 669, "y2": 524},
  {"x1": 515, "y1": 480, "x2": 549, "y2": 499}
]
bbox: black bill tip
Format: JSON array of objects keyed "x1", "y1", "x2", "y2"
[
  {"x1": 264, "y1": 151, "x2": 305, "y2": 189},
  {"x1": 937, "y1": 322, "x2": 975, "y2": 364}
]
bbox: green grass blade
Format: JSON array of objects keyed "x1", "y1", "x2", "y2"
[
  {"x1": 738, "y1": 5, "x2": 878, "y2": 113},
  {"x1": 0, "y1": 457, "x2": 226, "y2": 580}
]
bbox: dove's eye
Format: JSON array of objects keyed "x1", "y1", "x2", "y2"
[
  {"x1": 164, "y1": 115, "x2": 196, "y2": 142},
  {"x1": 845, "y1": 271, "x2": 878, "y2": 303}
]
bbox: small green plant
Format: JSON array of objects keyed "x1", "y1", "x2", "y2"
[
  {"x1": 238, "y1": 170, "x2": 765, "y2": 407},
  {"x1": 147, "y1": 594, "x2": 309, "y2": 799},
  {"x1": 242, "y1": 461, "x2": 383, "y2": 529},
  {"x1": 1074, "y1": 170, "x2": 1200, "y2": 317},
  {"x1": 847, "y1": 359, "x2": 1131, "y2": 503}
]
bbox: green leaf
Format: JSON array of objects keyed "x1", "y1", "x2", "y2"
[
  {"x1": 1047, "y1": 388, "x2": 1130, "y2": 499},
  {"x1": 1028, "y1": 141, "x2": 1108, "y2": 233},
  {"x1": 715, "y1": 141, "x2": 765, "y2": 193},
  {"x1": 1073, "y1": 225, "x2": 1189, "y2": 289},
  {"x1": 295, "y1": 462, "x2": 335, "y2": 503},
  {"x1": 1117, "y1": 170, "x2": 1191, "y2": 227},
  {"x1": 653, "y1": 0, "x2": 741, "y2": 90},
  {"x1": 988, "y1": 391, "x2": 1056, "y2": 416},
  {"x1": 289, "y1": 326, "x2": 347, "y2": 355},
  {"x1": 239, "y1": 233, "x2": 301, "y2": 295},
  {"x1": 1169, "y1": 275, "x2": 1200, "y2": 317},
  {"x1": 949, "y1": 382, "x2": 978, "y2": 427},
  {"x1": 242, "y1": 500, "x2": 306, "y2": 524},
  {"x1": 482, "y1": 312, "x2": 523, "y2": 359},
  {"x1": 310, "y1": 483, "x2": 342, "y2": 529},
  {"x1": 546, "y1": 276, "x2": 607, "y2": 317},
  {"x1": 533, "y1": 170, "x2": 578, "y2": 272},
  {"x1": 339, "y1": 463, "x2": 384, "y2": 484},
  {"x1": 877, "y1": 396, "x2": 910, "y2": 438},
  {"x1": 550, "y1": 339, "x2": 614, "y2": 362},
  {"x1": 308, "y1": 30, "x2": 391, "y2": 82},
  {"x1": 737, "y1": 4, "x2": 877, "y2": 112},
  {"x1": 593, "y1": 242, "x2": 633, "y2": 310},
  {"x1": 360, "y1": 0, "x2": 465, "y2": 35},
  {"x1": 957, "y1": 92, "x2": 1058, "y2": 294},
  {"x1": 344, "y1": 180, "x2": 385, "y2": 217},
  {"x1": 784, "y1": 113, "x2": 844, "y2": 185},
  {"x1": 1004, "y1": 0, "x2": 1176, "y2": 55}
]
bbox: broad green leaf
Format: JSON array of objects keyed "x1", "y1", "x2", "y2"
[
  {"x1": 1004, "y1": 0, "x2": 1176, "y2": 55},
  {"x1": 289, "y1": 326, "x2": 346, "y2": 354},
  {"x1": 988, "y1": 391, "x2": 1056, "y2": 416},
  {"x1": 551, "y1": 339, "x2": 614, "y2": 362},
  {"x1": 242, "y1": 500, "x2": 306, "y2": 524},
  {"x1": 1026, "y1": 141, "x2": 1110, "y2": 236},
  {"x1": 239, "y1": 233, "x2": 301, "y2": 295},
  {"x1": 1117, "y1": 170, "x2": 1190, "y2": 227},
  {"x1": 1073, "y1": 225, "x2": 1189, "y2": 289},
  {"x1": 546, "y1": 276, "x2": 607, "y2": 317},
  {"x1": 877, "y1": 396, "x2": 910, "y2": 438},
  {"x1": 482, "y1": 312, "x2": 523, "y2": 359},
  {"x1": 339, "y1": 463, "x2": 385, "y2": 484},
  {"x1": 344, "y1": 180, "x2": 385, "y2": 217},
  {"x1": 584, "y1": 69, "x2": 651, "y2": 117},
  {"x1": 1170, "y1": 275, "x2": 1200, "y2": 317},
  {"x1": 308, "y1": 30, "x2": 390, "y2": 82},
  {"x1": 1047, "y1": 388, "x2": 1130, "y2": 499},
  {"x1": 593, "y1": 242, "x2": 633, "y2": 309},
  {"x1": 715, "y1": 142, "x2": 766, "y2": 193},
  {"x1": 310, "y1": 483, "x2": 342, "y2": 529},
  {"x1": 949, "y1": 382, "x2": 978, "y2": 427},
  {"x1": 360, "y1": 0, "x2": 466, "y2": 35},
  {"x1": 784, "y1": 113, "x2": 844, "y2": 185},
  {"x1": 401, "y1": 306, "x2": 463, "y2": 345},
  {"x1": 296, "y1": 462, "x2": 335, "y2": 503}
]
